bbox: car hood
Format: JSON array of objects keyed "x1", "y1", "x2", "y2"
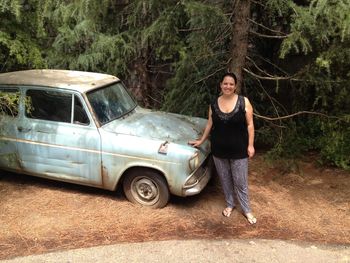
[{"x1": 102, "y1": 107, "x2": 206, "y2": 144}]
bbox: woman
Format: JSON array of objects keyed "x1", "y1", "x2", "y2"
[{"x1": 189, "y1": 72, "x2": 257, "y2": 224}]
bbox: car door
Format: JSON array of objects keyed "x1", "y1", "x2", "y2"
[
  {"x1": 0, "y1": 86, "x2": 21, "y2": 171},
  {"x1": 16, "y1": 87, "x2": 103, "y2": 186}
]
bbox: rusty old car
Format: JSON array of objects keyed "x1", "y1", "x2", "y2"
[{"x1": 0, "y1": 69, "x2": 212, "y2": 208}]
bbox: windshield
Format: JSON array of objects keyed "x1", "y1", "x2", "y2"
[{"x1": 87, "y1": 82, "x2": 137, "y2": 125}]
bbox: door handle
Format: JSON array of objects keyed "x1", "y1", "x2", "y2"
[{"x1": 17, "y1": 127, "x2": 31, "y2": 132}]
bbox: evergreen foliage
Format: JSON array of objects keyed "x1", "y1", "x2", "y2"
[
  {"x1": 0, "y1": 0, "x2": 349, "y2": 170},
  {"x1": 0, "y1": 0, "x2": 47, "y2": 71},
  {"x1": 161, "y1": 1, "x2": 231, "y2": 116},
  {"x1": 273, "y1": 0, "x2": 350, "y2": 169},
  {"x1": 0, "y1": 90, "x2": 19, "y2": 116}
]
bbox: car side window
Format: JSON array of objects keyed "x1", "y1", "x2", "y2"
[
  {"x1": 73, "y1": 95, "x2": 90, "y2": 125},
  {"x1": 26, "y1": 89, "x2": 72, "y2": 123},
  {"x1": 0, "y1": 87, "x2": 20, "y2": 117}
]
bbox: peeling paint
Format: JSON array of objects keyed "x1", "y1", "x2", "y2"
[{"x1": 0, "y1": 70, "x2": 213, "y2": 206}]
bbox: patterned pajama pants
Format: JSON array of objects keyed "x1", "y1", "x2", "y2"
[{"x1": 213, "y1": 156, "x2": 251, "y2": 214}]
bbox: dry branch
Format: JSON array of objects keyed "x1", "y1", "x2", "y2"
[
  {"x1": 250, "y1": 30, "x2": 289, "y2": 39},
  {"x1": 243, "y1": 68, "x2": 294, "y2": 80},
  {"x1": 249, "y1": 19, "x2": 289, "y2": 36},
  {"x1": 254, "y1": 111, "x2": 333, "y2": 121}
]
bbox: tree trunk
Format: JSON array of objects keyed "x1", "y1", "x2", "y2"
[
  {"x1": 127, "y1": 58, "x2": 152, "y2": 108},
  {"x1": 229, "y1": 0, "x2": 251, "y2": 93}
]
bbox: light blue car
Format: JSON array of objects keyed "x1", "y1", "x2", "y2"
[{"x1": 0, "y1": 70, "x2": 212, "y2": 208}]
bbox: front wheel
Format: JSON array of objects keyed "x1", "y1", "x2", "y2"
[{"x1": 123, "y1": 169, "x2": 170, "y2": 208}]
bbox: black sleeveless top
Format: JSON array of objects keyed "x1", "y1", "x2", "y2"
[{"x1": 210, "y1": 95, "x2": 248, "y2": 159}]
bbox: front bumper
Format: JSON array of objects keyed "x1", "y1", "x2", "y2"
[{"x1": 182, "y1": 156, "x2": 213, "y2": 196}]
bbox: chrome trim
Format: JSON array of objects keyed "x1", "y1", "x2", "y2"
[
  {"x1": 183, "y1": 165, "x2": 211, "y2": 196},
  {"x1": 0, "y1": 136, "x2": 179, "y2": 165},
  {"x1": 183, "y1": 156, "x2": 213, "y2": 191}
]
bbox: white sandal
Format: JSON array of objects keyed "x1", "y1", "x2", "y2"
[
  {"x1": 222, "y1": 207, "x2": 233, "y2": 217},
  {"x1": 245, "y1": 213, "x2": 257, "y2": 224}
]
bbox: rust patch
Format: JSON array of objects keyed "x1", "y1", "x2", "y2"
[{"x1": 101, "y1": 164, "x2": 108, "y2": 188}]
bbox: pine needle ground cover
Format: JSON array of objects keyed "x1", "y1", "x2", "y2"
[{"x1": 0, "y1": 154, "x2": 349, "y2": 260}]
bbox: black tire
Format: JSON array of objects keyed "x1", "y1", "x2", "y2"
[{"x1": 123, "y1": 169, "x2": 170, "y2": 208}]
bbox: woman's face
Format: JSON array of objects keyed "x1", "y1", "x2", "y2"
[{"x1": 220, "y1": 76, "x2": 236, "y2": 95}]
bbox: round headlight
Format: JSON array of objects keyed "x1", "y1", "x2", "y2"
[{"x1": 188, "y1": 151, "x2": 199, "y2": 172}]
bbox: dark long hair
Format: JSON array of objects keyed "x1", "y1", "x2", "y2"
[{"x1": 220, "y1": 72, "x2": 237, "y2": 85}]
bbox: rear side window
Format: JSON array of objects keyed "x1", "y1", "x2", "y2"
[
  {"x1": 26, "y1": 89, "x2": 72, "y2": 123},
  {"x1": 0, "y1": 87, "x2": 20, "y2": 117}
]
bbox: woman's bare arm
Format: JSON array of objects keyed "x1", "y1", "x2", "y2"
[
  {"x1": 188, "y1": 106, "x2": 213, "y2": 147},
  {"x1": 245, "y1": 97, "x2": 255, "y2": 158}
]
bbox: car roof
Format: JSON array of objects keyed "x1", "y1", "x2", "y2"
[{"x1": 0, "y1": 69, "x2": 120, "y2": 93}]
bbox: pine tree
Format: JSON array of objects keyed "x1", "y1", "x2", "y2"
[
  {"x1": 0, "y1": 0, "x2": 48, "y2": 71},
  {"x1": 1, "y1": 0, "x2": 349, "y2": 168}
]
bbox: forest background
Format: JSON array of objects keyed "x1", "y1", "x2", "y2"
[{"x1": 0, "y1": 0, "x2": 349, "y2": 170}]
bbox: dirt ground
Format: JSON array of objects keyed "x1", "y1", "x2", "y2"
[{"x1": 0, "y1": 153, "x2": 349, "y2": 260}]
